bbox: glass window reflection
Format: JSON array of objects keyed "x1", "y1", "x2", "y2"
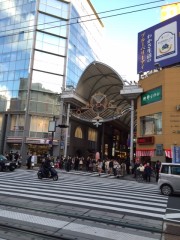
[{"x1": 33, "y1": 51, "x2": 65, "y2": 75}]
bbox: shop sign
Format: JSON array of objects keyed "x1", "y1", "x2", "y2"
[
  {"x1": 156, "y1": 144, "x2": 163, "y2": 156},
  {"x1": 141, "y1": 87, "x2": 162, "y2": 106},
  {"x1": 172, "y1": 146, "x2": 180, "y2": 163},
  {"x1": 137, "y1": 136, "x2": 154, "y2": 145}
]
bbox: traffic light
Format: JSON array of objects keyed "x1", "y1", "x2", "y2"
[{"x1": 57, "y1": 124, "x2": 69, "y2": 128}]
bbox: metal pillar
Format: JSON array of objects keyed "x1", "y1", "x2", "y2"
[
  {"x1": 130, "y1": 99, "x2": 134, "y2": 163},
  {"x1": 64, "y1": 103, "x2": 70, "y2": 157}
]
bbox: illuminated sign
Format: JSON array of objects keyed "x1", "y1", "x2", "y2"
[
  {"x1": 137, "y1": 14, "x2": 180, "y2": 73},
  {"x1": 137, "y1": 136, "x2": 154, "y2": 145},
  {"x1": 141, "y1": 86, "x2": 162, "y2": 106}
]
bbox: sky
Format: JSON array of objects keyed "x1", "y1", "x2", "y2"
[{"x1": 90, "y1": 0, "x2": 177, "y2": 82}]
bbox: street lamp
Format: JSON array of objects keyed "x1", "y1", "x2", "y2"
[{"x1": 120, "y1": 84, "x2": 143, "y2": 164}]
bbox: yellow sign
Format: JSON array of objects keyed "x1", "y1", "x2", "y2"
[{"x1": 161, "y1": 3, "x2": 180, "y2": 21}]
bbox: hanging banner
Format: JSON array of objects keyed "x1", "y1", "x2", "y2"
[{"x1": 172, "y1": 145, "x2": 180, "y2": 163}]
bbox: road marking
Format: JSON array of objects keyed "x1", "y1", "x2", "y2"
[{"x1": 165, "y1": 213, "x2": 180, "y2": 219}]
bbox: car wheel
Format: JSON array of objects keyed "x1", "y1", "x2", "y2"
[{"x1": 161, "y1": 184, "x2": 173, "y2": 196}]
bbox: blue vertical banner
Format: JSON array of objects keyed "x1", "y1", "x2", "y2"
[{"x1": 172, "y1": 146, "x2": 180, "y2": 163}]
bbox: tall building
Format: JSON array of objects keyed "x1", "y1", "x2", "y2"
[{"x1": 0, "y1": 0, "x2": 104, "y2": 158}]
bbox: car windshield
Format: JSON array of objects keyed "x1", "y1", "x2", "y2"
[{"x1": 0, "y1": 155, "x2": 7, "y2": 161}]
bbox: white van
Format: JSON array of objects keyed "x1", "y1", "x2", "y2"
[{"x1": 158, "y1": 163, "x2": 180, "y2": 196}]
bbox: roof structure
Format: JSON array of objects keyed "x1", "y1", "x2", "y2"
[{"x1": 62, "y1": 61, "x2": 133, "y2": 128}]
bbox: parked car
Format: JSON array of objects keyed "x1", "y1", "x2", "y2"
[
  {"x1": 0, "y1": 154, "x2": 16, "y2": 171},
  {"x1": 158, "y1": 163, "x2": 180, "y2": 196}
]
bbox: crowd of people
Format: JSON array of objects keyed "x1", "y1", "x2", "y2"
[
  {"x1": 4, "y1": 150, "x2": 161, "y2": 182},
  {"x1": 133, "y1": 160, "x2": 161, "y2": 182},
  {"x1": 53, "y1": 155, "x2": 161, "y2": 181},
  {"x1": 53, "y1": 155, "x2": 131, "y2": 177}
]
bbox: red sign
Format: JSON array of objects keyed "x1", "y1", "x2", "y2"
[{"x1": 137, "y1": 136, "x2": 154, "y2": 145}]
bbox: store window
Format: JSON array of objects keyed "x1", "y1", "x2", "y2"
[
  {"x1": 88, "y1": 128, "x2": 97, "y2": 142},
  {"x1": 140, "y1": 112, "x2": 162, "y2": 136},
  {"x1": 30, "y1": 116, "x2": 49, "y2": 132},
  {"x1": 75, "y1": 126, "x2": 83, "y2": 139}
]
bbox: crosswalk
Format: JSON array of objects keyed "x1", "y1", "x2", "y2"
[
  {"x1": 0, "y1": 169, "x2": 168, "y2": 221},
  {"x1": 60, "y1": 169, "x2": 119, "y2": 178}
]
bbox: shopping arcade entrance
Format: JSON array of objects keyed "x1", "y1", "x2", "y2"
[{"x1": 61, "y1": 61, "x2": 137, "y2": 159}]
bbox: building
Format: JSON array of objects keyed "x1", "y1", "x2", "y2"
[
  {"x1": 136, "y1": 67, "x2": 180, "y2": 163},
  {"x1": 136, "y1": 13, "x2": 180, "y2": 164},
  {"x1": 0, "y1": 0, "x2": 131, "y2": 161},
  {"x1": 0, "y1": 0, "x2": 104, "y2": 159}
]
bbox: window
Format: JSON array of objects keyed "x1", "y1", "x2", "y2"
[
  {"x1": 30, "y1": 116, "x2": 49, "y2": 133},
  {"x1": 75, "y1": 126, "x2": 83, "y2": 139},
  {"x1": 88, "y1": 128, "x2": 97, "y2": 141},
  {"x1": 140, "y1": 112, "x2": 162, "y2": 136},
  {"x1": 161, "y1": 165, "x2": 169, "y2": 174},
  {"x1": 171, "y1": 166, "x2": 180, "y2": 175},
  {"x1": 10, "y1": 115, "x2": 25, "y2": 131}
]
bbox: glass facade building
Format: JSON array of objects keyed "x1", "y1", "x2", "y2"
[{"x1": 0, "y1": 0, "x2": 103, "y2": 157}]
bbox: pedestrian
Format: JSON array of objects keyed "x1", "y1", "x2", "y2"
[
  {"x1": 144, "y1": 162, "x2": 152, "y2": 182},
  {"x1": 92, "y1": 158, "x2": 96, "y2": 172},
  {"x1": 74, "y1": 156, "x2": 79, "y2": 171},
  {"x1": 155, "y1": 160, "x2": 161, "y2": 182},
  {"x1": 79, "y1": 157, "x2": 84, "y2": 170},
  {"x1": 105, "y1": 159, "x2": 110, "y2": 174},
  {"x1": 86, "y1": 156, "x2": 90, "y2": 171},
  {"x1": 89, "y1": 158, "x2": 93, "y2": 172},
  {"x1": 109, "y1": 159, "x2": 113, "y2": 175},
  {"x1": 26, "y1": 152, "x2": 32, "y2": 169},
  {"x1": 97, "y1": 159, "x2": 102, "y2": 176},
  {"x1": 121, "y1": 161, "x2": 126, "y2": 177}
]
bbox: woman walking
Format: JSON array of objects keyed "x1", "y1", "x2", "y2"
[{"x1": 97, "y1": 159, "x2": 103, "y2": 176}]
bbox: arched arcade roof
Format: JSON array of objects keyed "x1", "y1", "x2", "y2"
[{"x1": 62, "y1": 61, "x2": 133, "y2": 129}]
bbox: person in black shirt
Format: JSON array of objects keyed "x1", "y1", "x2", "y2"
[{"x1": 155, "y1": 160, "x2": 161, "y2": 182}]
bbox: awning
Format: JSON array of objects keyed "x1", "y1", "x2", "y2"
[
  {"x1": 136, "y1": 149, "x2": 155, "y2": 157},
  {"x1": 165, "y1": 149, "x2": 172, "y2": 158},
  {"x1": 136, "y1": 149, "x2": 172, "y2": 158}
]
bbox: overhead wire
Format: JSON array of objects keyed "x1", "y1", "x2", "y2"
[
  {"x1": 0, "y1": 0, "x2": 165, "y2": 34},
  {"x1": 0, "y1": 0, "x2": 165, "y2": 38}
]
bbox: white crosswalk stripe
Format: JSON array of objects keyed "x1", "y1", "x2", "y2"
[
  {"x1": 60, "y1": 170, "x2": 118, "y2": 178},
  {"x1": 0, "y1": 169, "x2": 168, "y2": 220}
]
